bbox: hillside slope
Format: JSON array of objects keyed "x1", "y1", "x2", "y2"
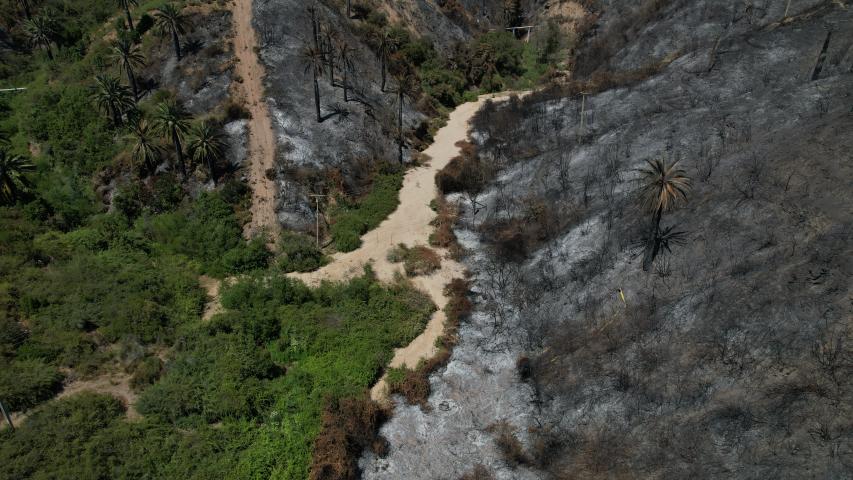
[{"x1": 365, "y1": 1, "x2": 853, "y2": 478}]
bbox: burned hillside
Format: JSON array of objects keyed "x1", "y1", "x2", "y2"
[{"x1": 364, "y1": 0, "x2": 853, "y2": 478}]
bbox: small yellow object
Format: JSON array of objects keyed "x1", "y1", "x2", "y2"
[{"x1": 618, "y1": 289, "x2": 626, "y2": 304}]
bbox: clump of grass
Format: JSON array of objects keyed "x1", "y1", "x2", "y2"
[
  {"x1": 329, "y1": 173, "x2": 403, "y2": 252},
  {"x1": 386, "y1": 243, "x2": 441, "y2": 277}
]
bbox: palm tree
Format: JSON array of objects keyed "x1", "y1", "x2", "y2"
[
  {"x1": 116, "y1": 0, "x2": 139, "y2": 31},
  {"x1": 637, "y1": 158, "x2": 691, "y2": 270},
  {"x1": 393, "y1": 70, "x2": 415, "y2": 165},
  {"x1": 336, "y1": 38, "x2": 354, "y2": 102},
  {"x1": 154, "y1": 4, "x2": 187, "y2": 60},
  {"x1": 128, "y1": 120, "x2": 162, "y2": 175},
  {"x1": 110, "y1": 36, "x2": 145, "y2": 101},
  {"x1": 188, "y1": 121, "x2": 225, "y2": 184},
  {"x1": 23, "y1": 16, "x2": 55, "y2": 61},
  {"x1": 374, "y1": 29, "x2": 398, "y2": 92},
  {"x1": 16, "y1": 0, "x2": 32, "y2": 20},
  {"x1": 300, "y1": 45, "x2": 324, "y2": 123},
  {"x1": 91, "y1": 75, "x2": 135, "y2": 126},
  {"x1": 0, "y1": 149, "x2": 35, "y2": 204},
  {"x1": 152, "y1": 100, "x2": 191, "y2": 179}
]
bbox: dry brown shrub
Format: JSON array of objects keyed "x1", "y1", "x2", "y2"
[
  {"x1": 458, "y1": 464, "x2": 494, "y2": 480},
  {"x1": 488, "y1": 421, "x2": 531, "y2": 467},
  {"x1": 387, "y1": 279, "x2": 472, "y2": 408},
  {"x1": 403, "y1": 245, "x2": 441, "y2": 276},
  {"x1": 309, "y1": 394, "x2": 389, "y2": 480}
]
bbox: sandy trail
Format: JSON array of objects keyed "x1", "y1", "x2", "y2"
[
  {"x1": 232, "y1": 0, "x2": 278, "y2": 240},
  {"x1": 291, "y1": 93, "x2": 513, "y2": 402}
]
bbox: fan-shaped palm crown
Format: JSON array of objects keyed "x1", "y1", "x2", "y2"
[
  {"x1": 638, "y1": 158, "x2": 691, "y2": 216},
  {"x1": 0, "y1": 149, "x2": 35, "y2": 204},
  {"x1": 91, "y1": 75, "x2": 135, "y2": 125}
]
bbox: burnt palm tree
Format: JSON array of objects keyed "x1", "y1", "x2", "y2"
[
  {"x1": 187, "y1": 121, "x2": 225, "y2": 184},
  {"x1": 638, "y1": 158, "x2": 691, "y2": 270},
  {"x1": 321, "y1": 24, "x2": 338, "y2": 83},
  {"x1": 152, "y1": 100, "x2": 191, "y2": 179},
  {"x1": 154, "y1": 4, "x2": 187, "y2": 60},
  {"x1": 110, "y1": 36, "x2": 145, "y2": 101},
  {"x1": 0, "y1": 149, "x2": 35, "y2": 204},
  {"x1": 116, "y1": 0, "x2": 139, "y2": 31},
  {"x1": 128, "y1": 120, "x2": 162, "y2": 175},
  {"x1": 23, "y1": 16, "x2": 55, "y2": 60},
  {"x1": 91, "y1": 75, "x2": 135, "y2": 126},
  {"x1": 300, "y1": 45, "x2": 325, "y2": 123},
  {"x1": 336, "y1": 38, "x2": 354, "y2": 102}
]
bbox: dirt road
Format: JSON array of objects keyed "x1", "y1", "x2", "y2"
[
  {"x1": 291, "y1": 93, "x2": 515, "y2": 401},
  {"x1": 232, "y1": 0, "x2": 278, "y2": 240}
]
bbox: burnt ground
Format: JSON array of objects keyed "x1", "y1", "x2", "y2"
[
  {"x1": 139, "y1": 5, "x2": 249, "y2": 178},
  {"x1": 365, "y1": 0, "x2": 853, "y2": 478}
]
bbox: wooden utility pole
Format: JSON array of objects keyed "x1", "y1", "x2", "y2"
[
  {"x1": 578, "y1": 92, "x2": 591, "y2": 139},
  {"x1": 0, "y1": 399, "x2": 13, "y2": 432},
  {"x1": 309, "y1": 194, "x2": 326, "y2": 247}
]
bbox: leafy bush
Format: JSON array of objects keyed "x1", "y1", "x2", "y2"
[
  {"x1": 278, "y1": 231, "x2": 328, "y2": 273},
  {"x1": 0, "y1": 359, "x2": 63, "y2": 412},
  {"x1": 130, "y1": 356, "x2": 163, "y2": 392},
  {"x1": 221, "y1": 237, "x2": 272, "y2": 274},
  {"x1": 330, "y1": 173, "x2": 403, "y2": 252},
  {"x1": 18, "y1": 250, "x2": 203, "y2": 347},
  {"x1": 138, "y1": 191, "x2": 270, "y2": 276}
]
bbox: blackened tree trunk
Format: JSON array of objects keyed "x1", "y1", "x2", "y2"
[
  {"x1": 313, "y1": 68, "x2": 322, "y2": 122},
  {"x1": 342, "y1": 67, "x2": 348, "y2": 102},
  {"x1": 172, "y1": 130, "x2": 186, "y2": 179},
  {"x1": 397, "y1": 88, "x2": 403, "y2": 164},
  {"x1": 346, "y1": 0, "x2": 351, "y2": 18},
  {"x1": 127, "y1": 67, "x2": 138, "y2": 101},
  {"x1": 380, "y1": 55, "x2": 386, "y2": 92},
  {"x1": 124, "y1": 5, "x2": 134, "y2": 31},
  {"x1": 642, "y1": 207, "x2": 663, "y2": 271},
  {"x1": 172, "y1": 30, "x2": 182, "y2": 60}
]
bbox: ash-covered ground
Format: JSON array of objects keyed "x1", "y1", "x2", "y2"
[{"x1": 363, "y1": 1, "x2": 853, "y2": 478}]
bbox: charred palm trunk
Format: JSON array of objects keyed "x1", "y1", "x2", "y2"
[
  {"x1": 642, "y1": 208, "x2": 663, "y2": 271},
  {"x1": 397, "y1": 88, "x2": 403, "y2": 164},
  {"x1": 172, "y1": 130, "x2": 186, "y2": 179},
  {"x1": 127, "y1": 66, "x2": 138, "y2": 102},
  {"x1": 207, "y1": 157, "x2": 216, "y2": 185},
  {"x1": 44, "y1": 43, "x2": 53, "y2": 61},
  {"x1": 380, "y1": 55, "x2": 386, "y2": 92},
  {"x1": 171, "y1": 29, "x2": 182, "y2": 60},
  {"x1": 110, "y1": 104, "x2": 121, "y2": 127},
  {"x1": 346, "y1": 0, "x2": 351, "y2": 18},
  {"x1": 124, "y1": 5, "x2": 134, "y2": 31},
  {"x1": 342, "y1": 64, "x2": 348, "y2": 102},
  {"x1": 313, "y1": 67, "x2": 321, "y2": 122}
]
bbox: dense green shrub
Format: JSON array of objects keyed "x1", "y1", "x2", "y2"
[
  {"x1": 17, "y1": 250, "x2": 203, "y2": 347},
  {"x1": 330, "y1": 173, "x2": 403, "y2": 252},
  {"x1": 138, "y1": 191, "x2": 270, "y2": 276},
  {"x1": 0, "y1": 359, "x2": 63, "y2": 412},
  {"x1": 221, "y1": 237, "x2": 272, "y2": 274},
  {"x1": 130, "y1": 356, "x2": 163, "y2": 392},
  {"x1": 278, "y1": 231, "x2": 328, "y2": 273}
]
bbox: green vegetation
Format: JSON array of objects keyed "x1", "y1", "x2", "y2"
[
  {"x1": 277, "y1": 231, "x2": 328, "y2": 273},
  {"x1": 329, "y1": 172, "x2": 403, "y2": 252},
  {"x1": 1, "y1": 272, "x2": 434, "y2": 479},
  {"x1": 356, "y1": 13, "x2": 563, "y2": 113}
]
